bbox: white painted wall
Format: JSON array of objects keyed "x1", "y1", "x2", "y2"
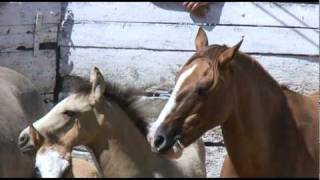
[
  {"x1": 58, "y1": 2, "x2": 319, "y2": 177},
  {"x1": 60, "y1": 2, "x2": 319, "y2": 95}
]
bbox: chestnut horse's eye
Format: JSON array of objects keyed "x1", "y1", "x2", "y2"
[
  {"x1": 195, "y1": 85, "x2": 207, "y2": 97},
  {"x1": 63, "y1": 110, "x2": 77, "y2": 117}
]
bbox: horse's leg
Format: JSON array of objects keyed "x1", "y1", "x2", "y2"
[{"x1": 220, "y1": 154, "x2": 238, "y2": 177}]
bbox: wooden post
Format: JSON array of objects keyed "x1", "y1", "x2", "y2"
[{"x1": 34, "y1": 11, "x2": 43, "y2": 57}]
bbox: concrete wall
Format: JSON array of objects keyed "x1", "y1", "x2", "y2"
[{"x1": 0, "y1": 2, "x2": 318, "y2": 177}]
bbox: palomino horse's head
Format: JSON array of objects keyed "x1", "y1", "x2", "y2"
[
  {"x1": 148, "y1": 27, "x2": 243, "y2": 156},
  {"x1": 18, "y1": 67, "x2": 107, "y2": 177}
]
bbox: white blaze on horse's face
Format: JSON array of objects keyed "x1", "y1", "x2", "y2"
[
  {"x1": 35, "y1": 147, "x2": 71, "y2": 178},
  {"x1": 147, "y1": 64, "x2": 198, "y2": 150}
]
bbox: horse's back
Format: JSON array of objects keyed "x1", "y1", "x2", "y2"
[
  {"x1": 309, "y1": 91, "x2": 319, "y2": 102},
  {"x1": 283, "y1": 88, "x2": 319, "y2": 176},
  {"x1": 0, "y1": 66, "x2": 46, "y2": 177}
]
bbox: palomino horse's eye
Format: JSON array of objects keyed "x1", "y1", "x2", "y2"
[{"x1": 63, "y1": 110, "x2": 77, "y2": 117}]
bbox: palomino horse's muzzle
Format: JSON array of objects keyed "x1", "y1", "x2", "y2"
[
  {"x1": 18, "y1": 133, "x2": 29, "y2": 148},
  {"x1": 17, "y1": 131, "x2": 36, "y2": 155}
]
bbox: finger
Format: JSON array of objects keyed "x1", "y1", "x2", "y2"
[
  {"x1": 182, "y1": 2, "x2": 188, "y2": 7},
  {"x1": 183, "y1": 2, "x2": 190, "y2": 9},
  {"x1": 191, "y1": 2, "x2": 200, "y2": 12},
  {"x1": 186, "y1": 2, "x2": 195, "y2": 11},
  {"x1": 192, "y1": 2, "x2": 209, "y2": 12}
]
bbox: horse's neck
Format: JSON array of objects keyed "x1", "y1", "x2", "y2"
[
  {"x1": 88, "y1": 100, "x2": 156, "y2": 177},
  {"x1": 222, "y1": 54, "x2": 310, "y2": 176},
  {"x1": 228, "y1": 54, "x2": 288, "y2": 124}
]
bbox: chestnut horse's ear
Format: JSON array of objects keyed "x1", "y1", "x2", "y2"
[
  {"x1": 218, "y1": 39, "x2": 243, "y2": 66},
  {"x1": 29, "y1": 124, "x2": 43, "y2": 147},
  {"x1": 195, "y1": 27, "x2": 208, "y2": 51},
  {"x1": 90, "y1": 67, "x2": 106, "y2": 104}
]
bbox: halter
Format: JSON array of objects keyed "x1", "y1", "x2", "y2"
[
  {"x1": 73, "y1": 146, "x2": 104, "y2": 178},
  {"x1": 85, "y1": 146, "x2": 104, "y2": 178}
]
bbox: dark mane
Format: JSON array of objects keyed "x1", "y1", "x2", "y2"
[
  {"x1": 72, "y1": 77, "x2": 149, "y2": 137},
  {"x1": 280, "y1": 84, "x2": 302, "y2": 95},
  {"x1": 280, "y1": 84, "x2": 291, "y2": 91}
]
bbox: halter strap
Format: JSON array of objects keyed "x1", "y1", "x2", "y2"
[{"x1": 84, "y1": 146, "x2": 104, "y2": 178}]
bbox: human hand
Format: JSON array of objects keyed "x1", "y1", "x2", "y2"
[{"x1": 182, "y1": 2, "x2": 209, "y2": 12}]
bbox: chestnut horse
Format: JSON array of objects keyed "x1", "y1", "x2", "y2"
[
  {"x1": 18, "y1": 67, "x2": 206, "y2": 178},
  {"x1": 147, "y1": 27, "x2": 319, "y2": 177}
]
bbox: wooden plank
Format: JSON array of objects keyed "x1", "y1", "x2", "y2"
[
  {"x1": 0, "y1": 50, "x2": 56, "y2": 93},
  {"x1": 0, "y1": 24, "x2": 57, "y2": 52},
  {"x1": 59, "y1": 22, "x2": 319, "y2": 55},
  {"x1": 60, "y1": 48, "x2": 319, "y2": 95},
  {"x1": 0, "y1": 24, "x2": 57, "y2": 36},
  {"x1": 65, "y1": 2, "x2": 318, "y2": 28},
  {"x1": 0, "y1": 2, "x2": 61, "y2": 25}
]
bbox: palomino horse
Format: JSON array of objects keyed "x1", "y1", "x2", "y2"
[
  {"x1": 0, "y1": 66, "x2": 98, "y2": 178},
  {"x1": 147, "y1": 27, "x2": 319, "y2": 177},
  {"x1": 0, "y1": 66, "x2": 46, "y2": 177},
  {"x1": 18, "y1": 67, "x2": 206, "y2": 178}
]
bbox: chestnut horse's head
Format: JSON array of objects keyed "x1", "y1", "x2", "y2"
[{"x1": 148, "y1": 27, "x2": 243, "y2": 157}]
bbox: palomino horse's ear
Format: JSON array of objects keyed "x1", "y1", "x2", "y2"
[
  {"x1": 218, "y1": 39, "x2": 243, "y2": 66},
  {"x1": 195, "y1": 27, "x2": 208, "y2": 51},
  {"x1": 29, "y1": 124, "x2": 43, "y2": 147},
  {"x1": 90, "y1": 66, "x2": 106, "y2": 104}
]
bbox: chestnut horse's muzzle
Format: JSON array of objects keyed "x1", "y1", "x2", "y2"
[{"x1": 153, "y1": 126, "x2": 181, "y2": 153}]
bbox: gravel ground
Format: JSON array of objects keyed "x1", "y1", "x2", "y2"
[
  {"x1": 205, "y1": 146, "x2": 227, "y2": 177},
  {"x1": 202, "y1": 126, "x2": 226, "y2": 178}
]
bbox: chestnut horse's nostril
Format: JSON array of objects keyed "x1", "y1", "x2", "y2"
[
  {"x1": 154, "y1": 135, "x2": 165, "y2": 150},
  {"x1": 18, "y1": 134, "x2": 30, "y2": 148}
]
